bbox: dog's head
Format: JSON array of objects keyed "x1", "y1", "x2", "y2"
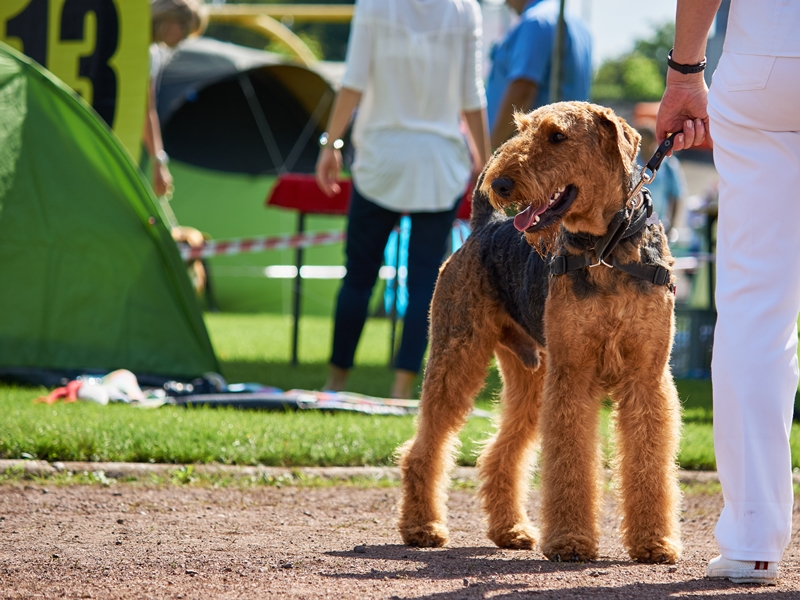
[{"x1": 481, "y1": 101, "x2": 640, "y2": 250}]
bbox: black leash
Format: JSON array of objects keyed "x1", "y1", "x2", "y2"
[{"x1": 549, "y1": 132, "x2": 679, "y2": 289}]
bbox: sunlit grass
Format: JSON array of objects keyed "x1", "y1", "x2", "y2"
[{"x1": 3, "y1": 312, "x2": 798, "y2": 470}]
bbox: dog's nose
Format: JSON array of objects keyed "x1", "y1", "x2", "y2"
[{"x1": 491, "y1": 177, "x2": 515, "y2": 198}]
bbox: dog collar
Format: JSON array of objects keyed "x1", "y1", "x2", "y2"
[
  {"x1": 548, "y1": 132, "x2": 681, "y2": 290},
  {"x1": 549, "y1": 187, "x2": 672, "y2": 289}
]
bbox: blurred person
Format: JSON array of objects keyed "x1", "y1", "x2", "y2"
[
  {"x1": 486, "y1": 0, "x2": 592, "y2": 149},
  {"x1": 656, "y1": 0, "x2": 800, "y2": 585},
  {"x1": 143, "y1": 0, "x2": 207, "y2": 197},
  {"x1": 144, "y1": 0, "x2": 208, "y2": 296},
  {"x1": 315, "y1": 0, "x2": 490, "y2": 400},
  {"x1": 637, "y1": 125, "x2": 687, "y2": 236}
]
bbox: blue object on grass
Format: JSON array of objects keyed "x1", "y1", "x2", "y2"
[{"x1": 383, "y1": 216, "x2": 411, "y2": 318}]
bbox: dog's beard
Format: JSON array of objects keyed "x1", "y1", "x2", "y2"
[{"x1": 524, "y1": 225, "x2": 559, "y2": 257}]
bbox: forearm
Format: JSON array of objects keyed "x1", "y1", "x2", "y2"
[
  {"x1": 671, "y1": 0, "x2": 721, "y2": 66},
  {"x1": 655, "y1": 0, "x2": 719, "y2": 149},
  {"x1": 315, "y1": 87, "x2": 362, "y2": 196},
  {"x1": 490, "y1": 79, "x2": 538, "y2": 149},
  {"x1": 143, "y1": 84, "x2": 165, "y2": 157},
  {"x1": 462, "y1": 108, "x2": 490, "y2": 168},
  {"x1": 323, "y1": 87, "x2": 362, "y2": 141}
]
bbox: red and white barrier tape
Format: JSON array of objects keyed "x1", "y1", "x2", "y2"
[{"x1": 178, "y1": 230, "x2": 345, "y2": 261}]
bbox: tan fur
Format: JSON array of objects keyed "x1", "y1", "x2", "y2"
[{"x1": 397, "y1": 102, "x2": 682, "y2": 564}]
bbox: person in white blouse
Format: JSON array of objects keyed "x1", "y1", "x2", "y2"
[
  {"x1": 315, "y1": 0, "x2": 490, "y2": 399},
  {"x1": 656, "y1": 0, "x2": 800, "y2": 586}
]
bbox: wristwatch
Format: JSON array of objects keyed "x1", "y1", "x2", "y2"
[
  {"x1": 667, "y1": 49, "x2": 706, "y2": 74},
  {"x1": 319, "y1": 132, "x2": 344, "y2": 150},
  {"x1": 154, "y1": 150, "x2": 170, "y2": 166}
]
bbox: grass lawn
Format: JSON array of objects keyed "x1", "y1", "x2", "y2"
[{"x1": 2, "y1": 313, "x2": 800, "y2": 470}]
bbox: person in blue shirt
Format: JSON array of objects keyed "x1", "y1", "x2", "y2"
[
  {"x1": 486, "y1": 0, "x2": 593, "y2": 148},
  {"x1": 637, "y1": 125, "x2": 687, "y2": 236}
]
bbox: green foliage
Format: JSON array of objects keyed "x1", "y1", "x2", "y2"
[
  {"x1": 592, "y1": 21, "x2": 674, "y2": 102},
  {"x1": 593, "y1": 52, "x2": 664, "y2": 102},
  {"x1": 632, "y1": 22, "x2": 675, "y2": 80}
]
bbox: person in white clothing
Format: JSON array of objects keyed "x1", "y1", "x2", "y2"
[
  {"x1": 315, "y1": 0, "x2": 490, "y2": 400},
  {"x1": 656, "y1": 0, "x2": 800, "y2": 585}
]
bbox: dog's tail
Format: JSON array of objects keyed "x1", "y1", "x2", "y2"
[{"x1": 468, "y1": 171, "x2": 498, "y2": 231}]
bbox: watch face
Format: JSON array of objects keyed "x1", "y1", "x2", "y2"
[{"x1": 319, "y1": 133, "x2": 329, "y2": 146}]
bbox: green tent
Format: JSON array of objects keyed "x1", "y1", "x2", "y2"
[{"x1": 0, "y1": 42, "x2": 219, "y2": 384}]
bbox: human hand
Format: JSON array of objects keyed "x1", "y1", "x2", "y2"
[
  {"x1": 315, "y1": 148, "x2": 342, "y2": 197},
  {"x1": 153, "y1": 162, "x2": 173, "y2": 197},
  {"x1": 656, "y1": 72, "x2": 712, "y2": 151}
]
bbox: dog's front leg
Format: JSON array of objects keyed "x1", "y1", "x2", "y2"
[
  {"x1": 613, "y1": 368, "x2": 682, "y2": 564},
  {"x1": 538, "y1": 365, "x2": 604, "y2": 562}
]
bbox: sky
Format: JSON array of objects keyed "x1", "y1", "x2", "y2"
[{"x1": 482, "y1": 0, "x2": 679, "y2": 68}]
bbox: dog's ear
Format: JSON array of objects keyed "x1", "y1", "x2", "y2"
[
  {"x1": 594, "y1": 107, "x2": 640, "y2": 169},
  {"x1": 513, "y1": 110, "x2": 534, "y2": 133}
]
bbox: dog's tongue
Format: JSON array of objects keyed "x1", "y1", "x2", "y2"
[{"x1": 513, "y1": 204, "x2": 547, "y2": 232}]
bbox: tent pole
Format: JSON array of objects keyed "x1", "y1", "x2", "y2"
[
  {"x1": 548, "y1": 0, "x2": 567, "y2": 104},
  {"x1": 291, "y1": 212, "x2": 305, "y2": 366},
  {"x1": 239, "y1": 73, "x2": 286, "y2": 174}
]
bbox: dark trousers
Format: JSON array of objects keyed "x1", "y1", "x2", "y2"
[{"x1": 330, "y1": 184, "x2": 459, "y2": 373}]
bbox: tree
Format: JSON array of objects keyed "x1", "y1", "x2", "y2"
[{"x1": 592, "y1": 21, "x2": 674, "y2": 102}]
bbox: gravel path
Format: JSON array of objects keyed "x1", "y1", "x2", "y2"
[{"x1": 1, "y1": 469, "x2": 799, "y2": 599}]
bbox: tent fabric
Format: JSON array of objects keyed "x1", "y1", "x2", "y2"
[
  {"x1": 0, "y1": 42, "x2": 219, "y2": 381},
  {"x1": 155, "y1": 38, "x2": 283, "y2": 123},
  {"x1": 157, "y1": 38, "x2": 336, "y2": 176}
]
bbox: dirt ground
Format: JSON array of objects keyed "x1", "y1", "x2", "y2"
[{"x1": 2, "y1": 469, "x2": 800, "y2": 599}]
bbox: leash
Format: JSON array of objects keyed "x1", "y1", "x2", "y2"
[
  {"x1": 549, "y1": 132, "x2": 679, "y2": 289},
  {"x1": 626, "y1": 132, "x2": 678, "y2": 212}
]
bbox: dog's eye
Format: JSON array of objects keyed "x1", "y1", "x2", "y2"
[{"x1": 550, "y1": 132, "x2": 567, "y2": 144}]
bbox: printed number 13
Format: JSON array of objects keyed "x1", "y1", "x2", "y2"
[{"x1": 7, "y1": 0, "x2": 119, "y2": 127}]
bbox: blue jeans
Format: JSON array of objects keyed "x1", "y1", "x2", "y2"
[{"x1": 330, "y1": 185, "x2": 459, "y2": 373}]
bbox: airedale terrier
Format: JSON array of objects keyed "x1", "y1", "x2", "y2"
[{"x1": 397, "y1": 101, "x2": 682, "y2": 564}]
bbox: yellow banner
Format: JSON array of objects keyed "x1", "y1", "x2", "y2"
[{"x1": 0, "y1": 0, "x2": 150, "y2": 157}]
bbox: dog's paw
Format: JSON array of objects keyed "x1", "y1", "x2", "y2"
[
  {"x1": 628, "y1": 538, "x2": 681, "y2": 564},
  {"x1": 399, "y1": 522, "x2": 449, "y2": 548},
  {"x1": 488, "y1": 523, "x2": 538, "y2": 550},
  {"x1": 541, "y1": 535, "x2": 598, "y2": 562}
]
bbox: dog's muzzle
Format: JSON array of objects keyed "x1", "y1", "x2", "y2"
[{"x1": 491, "y1": 177, "x2": 515, "y2": 199}]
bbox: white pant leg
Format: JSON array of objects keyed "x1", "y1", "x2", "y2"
[{"x1": 708, "y1": 53, "x2": 800, "y2": 562}]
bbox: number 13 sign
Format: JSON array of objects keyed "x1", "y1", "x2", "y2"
[{"x1": 1, "y1": 0, "x2": 150, "y2": 157}]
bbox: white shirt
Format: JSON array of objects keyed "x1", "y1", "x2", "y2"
[
  {"x1": 724, "y1": 0, "x2": 800, "y2": 57},
  {"x1": 341, "y1": 0, "x2": 486, "y2": 212}
]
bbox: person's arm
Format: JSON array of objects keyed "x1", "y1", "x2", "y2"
[
  {"x1": 142, "y1": 81, "x2": 173, "y2": 197},
  {"x1": 463, "y1": 108, "x2": 491, "y2": 178},
  {"x1": 490, "y1": 79, "x2": 538, "y2": 149},
  {"x1": 655, "y1": 0, "x2": 722, "y2": 150},
  {"x1": 315, "y1": 87, "x2": 362, "y2": 197}
]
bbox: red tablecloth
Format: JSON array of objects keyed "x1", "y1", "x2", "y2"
[{"x1": 266, "y1": 173, "x2": 474, "y2": 220}]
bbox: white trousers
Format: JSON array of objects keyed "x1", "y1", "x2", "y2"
[{"x1": 708, "y1": 52, "x2": 800, "y2": 562}]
